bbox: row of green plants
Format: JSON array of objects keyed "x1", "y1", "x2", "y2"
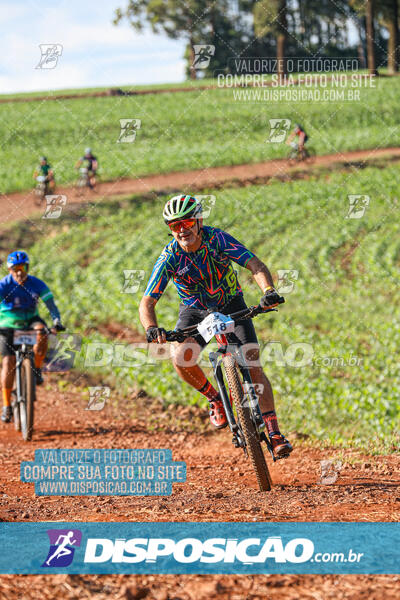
[{"x1": 2, "y1": 75, "x2": 398, "y2": 194}]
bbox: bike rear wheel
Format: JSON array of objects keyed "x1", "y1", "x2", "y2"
[
  {"x1": 303, "y1": 146, "x2": 316, "y2": 164},
  {"x1": 19, "y1": 358, "x2": 35, "y2": 441},
  {"x1": 222, "y1": 355, "x2": 272, "y2": 491}
]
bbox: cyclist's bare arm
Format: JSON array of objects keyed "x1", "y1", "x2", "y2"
[
  {"x1": 298, "y1": 132, "x2": 306, "y2": 147},
  {"x1": 139, "y1": 295, "x2": 167, "y2": 343},
  {"x1": 139, "y1": 295, "x2": 158, "y2": 330},
  {"x1": 246, "y1": 256, "x2": 275, "y2": 291},
  {"x1": 286, "y1": 131, "x2": 295, "y2": 145}
]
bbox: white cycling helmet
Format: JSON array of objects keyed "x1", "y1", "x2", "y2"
[
  {"x1": 163, "y1": 195, "x2": 202, "y2": 223},
  {"x1": 84, "y1": 147, "x2": 92, "y2": 155}
]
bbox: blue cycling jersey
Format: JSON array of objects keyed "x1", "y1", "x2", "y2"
[{"x1": 0, "y1": 274, "x2": 59, "y2": 327}]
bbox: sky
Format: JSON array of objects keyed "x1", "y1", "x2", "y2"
[{"x1": 1, "y1": 0, "x2": 186, "y2": 93}]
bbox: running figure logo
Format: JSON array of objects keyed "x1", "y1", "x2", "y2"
[
  {"x1": 36, "y1": 44, "x2": 63, "y2": 69},
  {"x1": 117, "y1": 119, "x2": 141, "y2": 143},
  {"x1": 267, "y1": 119, "x2": 291, "y2": 143},
  {"x1": 192, "y1": 45, "x2": 215, "y2": 69},
  {"x1": 346, "y1": 195, "x2": 370, "y2": 219},
  {"x1": 42, "y1": 529, "x2": 82, "y2": 567}
]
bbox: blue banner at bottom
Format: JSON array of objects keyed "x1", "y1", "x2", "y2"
[{"x1": 0, "y1": 522, "x2": 398, "y2": 574}]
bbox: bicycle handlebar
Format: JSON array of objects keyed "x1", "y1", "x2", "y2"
[{"x1": 164, "y1": 297, "x2": 285, "y2": 342}]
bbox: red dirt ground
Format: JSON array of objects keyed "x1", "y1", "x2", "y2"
[{"x1": 0, "y1": 379, "x2": 398, "y2": 598}]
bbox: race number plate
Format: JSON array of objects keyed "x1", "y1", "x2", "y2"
[
  {"x1": 13, "y1": 331, "x2": 37, "y2": 346},
  {"x1": 197, "y1": 312, "x2": 235, "y2": 343}
]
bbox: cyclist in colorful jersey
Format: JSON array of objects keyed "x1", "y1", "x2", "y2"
[
  {"x1": 33, "y1": 156, "x2": 55, "y2": 191},
  {"x1": 75, "y1": 148, "x2": 98, "y2": 189},
  {"x1": 0, "y1": 251, "x2": 65, "y2": 423},
  {"x1": 139, "y1": 195, "x2": 292, "y2": 457},
  {"x1": 286, "y1": 123, "x2": 308, "y2": 152}
]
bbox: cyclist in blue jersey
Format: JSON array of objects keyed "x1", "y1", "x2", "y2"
[
  {"x1": 139, "y1": 195, "x2": 292, "y2": 457},
  {"x1": 0, "y1": 251, "x2": 65, "y2": 423}
]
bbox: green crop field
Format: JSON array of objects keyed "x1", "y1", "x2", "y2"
[
  {"x1": 2, "y1": 75, "x2": 400, "y2": 194},
  {"x1": 10, "y1": 162, "x2": 399, "y2": 453}
]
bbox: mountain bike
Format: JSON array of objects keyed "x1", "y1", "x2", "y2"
[
  {"x1": 0, "y1": 328, "x2": 40, "y2": 441},
  {"x1": 34, "y1": 175, "x2": 50, "y2": 206},
  {"x1": 287, "y1": 145, "x2": 316, "y2": 165},
  {"x1": 76, "y1": 167, "x2": 97, "y2": 195},
  {"x1": 164, "y1": 298, "x2": 286, "y2": 491}
]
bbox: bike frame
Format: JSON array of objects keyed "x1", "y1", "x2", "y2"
[{"x1": 209, "y1": 331, "x2": 276, "y2": 460}]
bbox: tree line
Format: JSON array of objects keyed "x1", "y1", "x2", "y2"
[{"x1": 114, "y1": 1, "x2": 399, "y2": 78}]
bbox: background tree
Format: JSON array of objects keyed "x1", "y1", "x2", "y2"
[
  {"x1": 114, "y1": 0, "x2": 247, "y2": 79},
  {"x1": 253, "y1": 0, "x2": 288, "y2": 76},
  {"x1": 114, "y1": 0, "x2": 210, "y2": 79},
  {"x1": 377, "y1": 0, "x2": 399, "y2": 73}
]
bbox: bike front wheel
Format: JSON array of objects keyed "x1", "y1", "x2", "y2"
[
  {"x1": 12, "y1": 391, "x2": 21, "y2": 432},
  {"x1": 222, "y1": 355, "x2": 272, "y2": 491},
  {"x1": 19, "y1": 358, "x2": 35, "y2": 441}
]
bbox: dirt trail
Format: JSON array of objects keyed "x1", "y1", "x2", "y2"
[
  {"x1": 2, "y1": 146, "x2": 400, "y2": 228},
  {"x1": 0, "y1": 380, "x2": 399, "y2": 597}
]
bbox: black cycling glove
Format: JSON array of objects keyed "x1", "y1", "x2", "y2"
[
  {"x1": 53, "y1": 319, "x2": 66, "y2": 332},
  {"x1": 146, "y1": 326, "x2": 167, "y2": 343},
  {"x1": 260, "y1": 288, "x2": 282, "y2": 308}
]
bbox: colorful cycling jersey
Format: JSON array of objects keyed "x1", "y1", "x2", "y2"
[
  {"x1": 0, "y1": 274, "x2": 56, "y2": 328},
  {"x1": 144, "y1": 226, "x2": 255, "y2": 309}
]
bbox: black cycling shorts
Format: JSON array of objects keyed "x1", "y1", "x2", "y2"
[
  {"x1": 0, "y1": 316, "x2": 47, "y2": 357},
  {"x1": 175, "y1": 294, "x2": 258, "y2": 349}
]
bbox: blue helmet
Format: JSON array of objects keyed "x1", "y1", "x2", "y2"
[{"x1": 7, "y1": 251, "x2": 30, "y2": 268}]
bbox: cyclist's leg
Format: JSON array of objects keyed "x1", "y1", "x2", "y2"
[
  {"x1": 171, "y1": 304, "x2": 212, "y2": 392},
  {"x1": 171, "y1": 305, "x2": 226, "y2": 427},
  {"x1": 0, "y1": 330, "x2": 16, "y2": 419},
  {"x1": 28, "y1": 317, "x2": 48, "y2": 370}
]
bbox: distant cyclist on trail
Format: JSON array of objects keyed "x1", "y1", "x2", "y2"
[
  {"x1": 139, "y1": 195, "x2": 292, "y2": 458},
  {"x1": 33, "y1": 156, "x2": 55, "y2": 191},
  {"x1": 286, "y1": 123, "x2": 308, "y2": 153},
  {"x1": 75, "y1": 147, "x2": 98, "y2": 189},
  {"x1": 0, "y1": 251, "x2": 65, "y2": 423}
]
